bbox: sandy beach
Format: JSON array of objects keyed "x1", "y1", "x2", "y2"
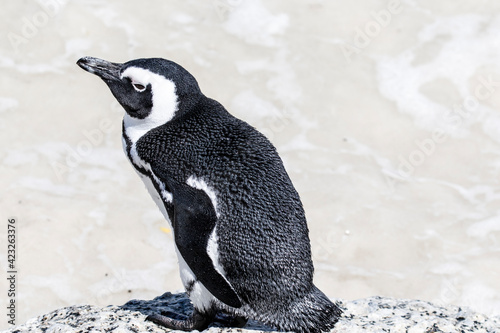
[{"x1": 1, "y1": 0, "x2": 499, "y2": 329}]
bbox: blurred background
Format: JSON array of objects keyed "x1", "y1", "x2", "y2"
[{"x1": 1, "y1": 0, "x2": 500, "y2": 329}]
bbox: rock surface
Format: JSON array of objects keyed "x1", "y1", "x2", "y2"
[{"x1": 4, "y1": 293, "x2": 500, "y2": 333}]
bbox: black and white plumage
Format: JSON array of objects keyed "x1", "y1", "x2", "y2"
[{"x1": 76, "y1": 56, "x2": 342, "y2": 333}]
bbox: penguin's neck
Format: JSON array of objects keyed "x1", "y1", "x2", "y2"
[
  {"x1": 123, "y1": 113, "x2": 155, "y2": 146},
  {"x1": 121, "y1": 115, "x2": 160, "y2": 172}
]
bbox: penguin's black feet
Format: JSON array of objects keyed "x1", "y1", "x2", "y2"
[
  {"x1": 214, "y1": 312, "x2": 248, "y2": 328},
  {"x1": 146, "y1": 308, "x2": 214, "y2": 331},
  {"x1": 228, "y1": 316, "x2": 248, "y2": 328}
]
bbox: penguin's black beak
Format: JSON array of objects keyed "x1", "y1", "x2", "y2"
[{"x1": 77, "y1": 56, "x2": 122, "y2": 81}]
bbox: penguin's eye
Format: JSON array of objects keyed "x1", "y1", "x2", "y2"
[{"x1": 132, "y1": 82, "x2": 146, "y2": 92}]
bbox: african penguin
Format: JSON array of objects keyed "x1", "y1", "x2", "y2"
[{"x1": 76, "y1": 56, "x2": 342, "y2": 333}]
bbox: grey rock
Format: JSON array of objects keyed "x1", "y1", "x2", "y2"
[{"x1": 4, "y1": 293, "x2": 500, "y2": 333}]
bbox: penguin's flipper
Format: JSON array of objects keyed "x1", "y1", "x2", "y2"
[{"x1": 150, "y1": 164, "x2": 242, "y2": 309}]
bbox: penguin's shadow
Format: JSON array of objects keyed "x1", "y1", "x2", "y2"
[{"x1": 120, "y1": 292, "x2": 275, "y2": 331}]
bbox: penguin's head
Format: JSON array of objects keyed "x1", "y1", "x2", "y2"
[{"x1": 77, "y1": 57, "x2": 202, "y2": 123}]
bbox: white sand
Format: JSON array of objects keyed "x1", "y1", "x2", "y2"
[{"x1": 1, "y1": 0, "x2": 499, "y2": 329}]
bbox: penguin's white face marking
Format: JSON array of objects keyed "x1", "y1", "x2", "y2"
[
  {"x1": 186, "y1": 176, "x2": 220, "y2": 217},
  {"x1": 121, "y1": 66, "x2": 179, "y2": 145},
  {"x1": 120, "y1": 66, "x2": 179, "y2": 169}
]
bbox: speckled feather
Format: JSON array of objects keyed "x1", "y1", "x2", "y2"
[
  {"x1": 135, "y1": 90, "x2": 341, "y2": 333},
  {"x1": 77, "y1": 56, "x2": 342, "y2": 333}
]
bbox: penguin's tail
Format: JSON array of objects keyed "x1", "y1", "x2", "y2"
[{"x1": 278, "y1": 285, "x2": 343, "y2": 333}]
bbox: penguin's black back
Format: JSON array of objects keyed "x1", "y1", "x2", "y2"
[{"x1": 136, "y1": 96, "x2": 338, "y2": 332}]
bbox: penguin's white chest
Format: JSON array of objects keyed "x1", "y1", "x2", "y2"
[
  {"x1": 137, "y1": 172, "x2": 172, "y2": 225},
  {"x1": 122, "y1": 134, "x2": 173, "y2": 223},
  {"x1": 121, "y1": 113, "x2": 233, "y2": 311}
]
